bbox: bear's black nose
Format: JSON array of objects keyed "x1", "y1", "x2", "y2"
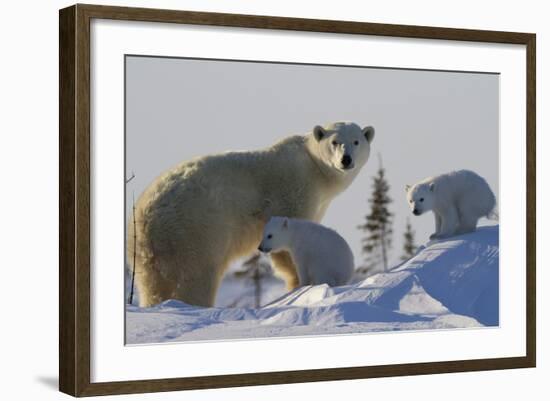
[
  {"x1": 258, "y1": 245, "x2": 271, "y2": 253},
  {"x1": 413, "y1": 209, "x2": 420, "y2": 216},
  {"x1": 341, "y1": 155, "x2": 352, "y2": 167}
]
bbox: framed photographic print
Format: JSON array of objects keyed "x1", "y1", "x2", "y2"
[{"x1": 59, "y1": 4, "x2": 536, "y2": 397}]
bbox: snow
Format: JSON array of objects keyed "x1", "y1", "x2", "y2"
[{"x1": 126, "y1": 225, "x2": 498, "y2": 344}]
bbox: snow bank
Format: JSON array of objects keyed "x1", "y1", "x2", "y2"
[{"x1": 126, "y1": 225, "x2": 498, "y2": 344}]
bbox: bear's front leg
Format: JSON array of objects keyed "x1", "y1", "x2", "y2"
[
  {"x1": 433, "y1": 206, "x2": 459, "y2": 239},
  {"x1": 270, "y1": 250, "x2": 300, "y2": 290},
  {"x1": 429, "y1": 212, "x2": 442, "y2": 240}
]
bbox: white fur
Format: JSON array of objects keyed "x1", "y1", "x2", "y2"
[
  {"x1": 129, "y1": 122, "x2": 374, "y2": 307},
  {"x1": 259, "y1": 217, "x2": 354, "y2": 287},
  {"x1": 406, "y1": 170, "x2": 496, "y2": 240}
]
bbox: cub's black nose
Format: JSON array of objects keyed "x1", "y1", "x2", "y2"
[
  {"x1": 341, "y1": 155, "x2": 352, "y2": 167},
  {"x1": 413, "y1": 209, "x2": 420, "y2": 216}
]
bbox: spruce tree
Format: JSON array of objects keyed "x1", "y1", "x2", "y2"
[
  {"x1": 358, "y1": 157, "x2": 393, "y2": 273},
  {"x1": 233, "y1": 253, "x2": 272, "y2": 308},
  {"x1": 401, "y1": 218, "x2": 417, "y2": 260}
]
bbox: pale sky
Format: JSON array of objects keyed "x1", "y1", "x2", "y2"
[{"x1": 125, "y1": 55, "x2": 499, "y2": 269}]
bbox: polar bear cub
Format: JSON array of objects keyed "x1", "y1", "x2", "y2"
[
  {"x1": 406, "y1": 170, "x2": 496, "y2": 240},
  {"x1": 258, "y1": 216, "x2": 354, "y2": 287}
]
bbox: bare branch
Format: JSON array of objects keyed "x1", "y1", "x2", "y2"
[{"x1": 126, "y1": 172, "x2": 135, "y2": 184}]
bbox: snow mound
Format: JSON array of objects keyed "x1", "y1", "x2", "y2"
[{"x1": 126, "y1": 225, "x2": 498, "y2": 344}]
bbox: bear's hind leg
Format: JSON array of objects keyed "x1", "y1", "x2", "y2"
[
  {"x1": 455, "y1": 209, "x2": 479, "y2": 235},
  {"x1": 270, "y1": 250, "x2": 300, "y2": 289},
  {"x1": 133, "y1": 258, "x2": 176, "y2": 308},
  {"x1": 172, "y1": 268, "x2": 221, "y2": 307},
  {"x1": 171, "y1": 253, "x2": 227, "y2": 307}
]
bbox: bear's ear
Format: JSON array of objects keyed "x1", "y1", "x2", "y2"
[
  {"x1": 363, "y1": 126, "x2": 375, "y2": 143},
  {"x1": 405, "y1": 184, "x2": 411, "y2": 192},
  {"x1": 282, "y1": 217, "x2": 289, "y2": 229},
  {"x1": 313, "y1": 125, "x2": 327, "y2": 142},
  {"x1": 429, "y1": 183, "x2": 435, "y2": 192}
]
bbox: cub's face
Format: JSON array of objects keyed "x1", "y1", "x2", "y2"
[
  {"x1": 406, "y1": 183, "x2": 435, "y2": 216},
  {"x1": 313, "y1": 122, "x2": 375, "y2": 175},
  {"x1": 258, "y1": 217, "x2": 290, "y2": 253}
]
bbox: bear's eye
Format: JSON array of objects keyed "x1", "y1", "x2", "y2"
[
  {"x1": 419, "y1": 198, "x2": 424, "y2": 202},
  {"x1": 331, "y1": 140, "x2": 338, "y2": 146},
  {"x1": 354, "y1": 140, "x2": 359, "y2": 146},
  {"x1": 267, "y1": 234, "x2": 272, "y2": 239}
]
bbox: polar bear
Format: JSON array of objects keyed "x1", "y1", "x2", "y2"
[
  {"x1": 258, "y1": 217, "x2": 354, "y2": 287},
  {"x1": 405, "y1": 170, "x2": 496, "y2": 240},
  {"x1": 129, "y1": 122, "x2": 375, "y2": 307}
]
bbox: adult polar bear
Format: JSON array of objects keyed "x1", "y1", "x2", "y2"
[{"x1": 129, "y1": 122, "x2": 375, "y2": 307}]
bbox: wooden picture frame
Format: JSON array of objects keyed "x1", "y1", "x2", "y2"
[{"x1": 59, "y1": 3, "x2": 536, "y2": 397}]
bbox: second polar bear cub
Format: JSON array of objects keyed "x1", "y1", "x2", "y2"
[
  {"x1": 258, "y1": 217, "x2": 354, "y2": 287},
  {"x1": 406, "y1": 170, "x2": 496, "y2": 240}
]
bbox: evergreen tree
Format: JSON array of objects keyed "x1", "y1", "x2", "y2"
[
  {"x1": 357, "y1": 157, "x2": 393, "y2": 273},
  {"x1": 233, "y1": 253, "x2": 272, "y2": 308},
  {"x1": 401, "y1": 218, "x2": 417, "y2": 260}
]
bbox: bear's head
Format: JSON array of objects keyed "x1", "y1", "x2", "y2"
[
  {"x1": 257, "y1": 216, "x2": 291, "y2": 254},
  {"x1": 312, "y1": 122, "x2": 375, "y2": 175},
  {"x1": 405, "y1": 182, "x2": 435, "y2": 216}
]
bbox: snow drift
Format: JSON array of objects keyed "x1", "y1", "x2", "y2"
[{"x1": 126, "y1": 225, "x2": 498, "y2": 344}]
